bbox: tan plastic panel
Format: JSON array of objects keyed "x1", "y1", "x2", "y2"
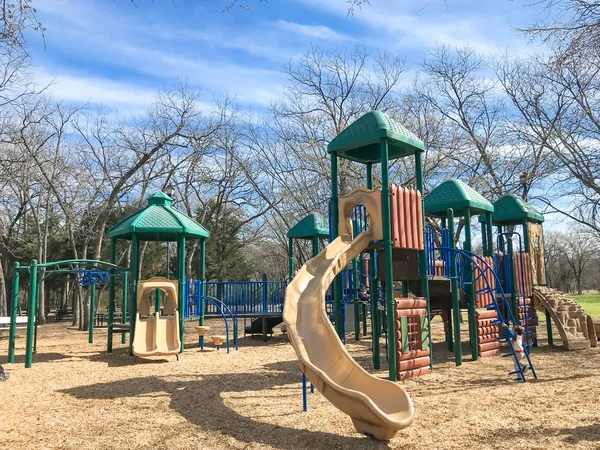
[
  {"x1": 338, "y1": 188, "x2": 383, "y2": 240},
  {"x1": 132, "y1": 277, "x2": 181, "y2": 357}
]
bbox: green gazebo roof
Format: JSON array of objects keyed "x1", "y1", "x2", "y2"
[
  {"x1": 287, "y1": 213, "x2": 329, "y2": 239},
  {"x1": 424, "y1": 179, "x2": 494, "y2": 218},
  {"x1": 327, "y1": 111, "x2": 424, "y2": 163},
  {"x1": 108, "y1": 192, "x2": 210, "y2": 241},
  {"x1": 491, "y1": 194, "x2": 545, "y2": 225}
]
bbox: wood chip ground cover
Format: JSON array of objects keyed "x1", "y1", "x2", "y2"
[{"x1": 1, "y1": 319, "x2": 599, "y2": 449}]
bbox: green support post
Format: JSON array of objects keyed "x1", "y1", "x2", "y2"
[
  {"x1": 8, "y1": 262, "x2": 20, "y2": 363},
  {"x1": 415, "y1": 150, "x2": 431, "y2": 368},
  {"x1": 88, "y1": 284, "x2": 96, "y2": 344},
  {"x1": 546, "y1": 310, "x2": 553, "y2": 346},
  {"x1": 199, "y1": 238, "x2": 206, "y2": 348},
  {"x1": 155, "y1": 288, "x2": 161, "y2": 314},
  {"x1": 331, "y1": 152, "x2": 344, "y2": 339},
  {"x1": 380, "y1": 139, "x2": 397, "y2": 382},
  {"x1": 122, "y1": 271, "x2": 128, "y2": 345},
  {"x1": 367, "y1": 163, "x2": 380, "y2": 370},
  {"x1": 360, "y1": 253, "x2": 367, "y2": 336},
  {"x1": 448, "y1": 210, "x2": 462, "y2": 366},
  {"x1": 507, "y1": 235, "x2": 518, "y2": 322},
  {"x1": 481, "y1": 221, "x2": 488, "y2": 257},
  {"x1": 352, "y1": 241, "x2": 360, "y2": 341},
  {"x1": 108, "y1": 238, "x2": 116, "y2": 352},
  {"x1": 485, "y1": 213, "x2": 493, "y2": 255},
  {"x1": 288, "y1": 237, "x2": 294, "y2": 282},
  {"x1": 178, "y1": 235, "x2": 186, "y2": 353},
  {"x1": 464, "y1": 209, "x2": 478, "y2": 360},
  {"x1": 522, "y1": 219, "x2": 530, "y2": 253},
  {"x1": 447, "y1": 309, "x2": 453, "y2": 351},
  {"x1": 129, "y1": 234, "x2": 140, "y2": 356},
  {"x1": 25, "y1": 259, "x2": 38, "y2": 368}
]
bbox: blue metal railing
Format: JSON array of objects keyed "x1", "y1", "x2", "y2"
[{"x1": 183, "y1": 279, "x2": 287, "y2": 317}]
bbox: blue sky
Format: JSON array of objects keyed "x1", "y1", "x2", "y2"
[{"x1": 28, "y1": 0, "x2": 550, "y2": 114}]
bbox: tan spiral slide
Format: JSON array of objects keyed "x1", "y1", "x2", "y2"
[{"x1": 283, "y1": 189, "x2": 414, "y2": 441}]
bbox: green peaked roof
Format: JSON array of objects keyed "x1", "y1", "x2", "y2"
[
  {"x1": 108, "y1": 192, "x2": 210, "y2": 241},
  {"x1": 327, "y1": 111, "x2": 424, "y2": 163},
  {"x1": 491, "y1": 194, "x2": 544, "y2": 225},
  {"x1": 424, "y1": 179, "x2": 494, "y2": 218},
  {"x1": 287, "y1": 213, "x2": 329, "y2": 239}
]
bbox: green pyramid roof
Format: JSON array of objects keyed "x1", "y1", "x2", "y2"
[
  {"x1": 424, "y1": 179, "x2": 494, "y2": 218},
  {"x1": 491, "y1": 194, "x2": 544, "y2": 225},
  {"x1": 327, "y1": 111, "x2": 424, "y2": 163},
  {"x1": 287, "y1": 213, "x2": 329, "y2": 239},
  {"x1": 108, "y1": 192, "x2": 210, "y2": 241}
]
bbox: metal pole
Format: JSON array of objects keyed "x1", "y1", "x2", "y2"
[
  {"x1": 199, "y1": 238, "x2": 206, "y2": 348},
  {"x1": 129, "y1": 234, "x2": 140, "y2": 356},
  {"x1": 380, "y1": 139, "x2": 397, "y2": 382},
  {"x1": 464, "y1": 209, "x2": 478, "y2": 360},
  {"x1": 288, "y1": 237, "x2": 294, "y2": 282},
  {"x1": 88, "y1": 284, "x2": 96, "y2": 344},
  {"x1": 485, "y1": 213, "x2": 493, "y2": 255},
  {"x1": 108, "y1": 238, "x2": 116, "y2": 352},
  {"x1": 507, "y1": 235, "x2": 518, "y2": 322},
  {"x1": 415, "y1": 150, "x2": 432, "y2": 370},
  {"x1": 166, "y1": 241, "x2": 170, "y2": 279},
  {"x1": 546, "y1": 309, "x2": 553, "y2": 346},
  {"x1": 25, "y1": 259, "x2": 38, "y2": 368},
  {"x1": 448, "y1": 210, "x2": 462, "y2": 366},
  {"x1": 122, "y1": 271, "x2": 128, "y2": 345},
  {"x1": 331, "y1": 152, "x2": 344, "y2": 339},
  {"x1": 352, "y1": 230, "x2": 360, "y2": 341},
  {"x1": 8, "y1": 262, "x2": 20, "y2": 363},
  {"x1": 178, "y1": 235, "x2": 186, "y2": 353},
  {"x1": 366, "y1": 163, "x2": 380, "y2": 370}
]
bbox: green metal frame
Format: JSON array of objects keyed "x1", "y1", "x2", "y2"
[{"x1": 8, "y1": 258, "x2": 129, "y2": 368}]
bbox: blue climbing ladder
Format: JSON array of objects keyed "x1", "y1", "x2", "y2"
[{"x1": 440, "y1": 248, "x2": 537, "y2": 382}]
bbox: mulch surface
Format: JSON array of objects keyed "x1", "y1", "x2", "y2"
[{"x1": 1, "y1": 317, "x2": 599, "y2": 449}]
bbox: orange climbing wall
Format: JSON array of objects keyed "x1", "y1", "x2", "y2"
[
  {"x1": 395, "y1": 297, "x2": 430, "y2": 380},
  {"x1": 390, "y1": 185, "x2": 424, "y2": 251}
]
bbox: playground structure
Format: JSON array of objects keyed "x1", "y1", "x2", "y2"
[{"x1": 283, "y1": 109, "x2": 600, "y2": 439}]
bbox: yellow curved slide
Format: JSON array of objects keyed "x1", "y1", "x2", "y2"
[{"x1": 283, "y1": 230, "x2": 414, "y2": 440}]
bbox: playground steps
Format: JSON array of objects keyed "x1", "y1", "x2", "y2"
[
  {"x1": 533, "y1": 287, "x2": 596, "y2": 350},
  {"x1": 476, "y1": 310, "x2": 500, "y2": 358},
  {"x1": 394, "y1": 297, "x2": 430, "y2": 381}
]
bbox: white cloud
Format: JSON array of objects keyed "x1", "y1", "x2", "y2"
[
  {"x1": 34, "y1": 68, "x2": 157, "y2": 110},
  {"x1": 294, "y1": 0, "x2": 528, "y2": 56},
  {"x1": 275, "y1": 20, "x2": 353, "y2": 42}
]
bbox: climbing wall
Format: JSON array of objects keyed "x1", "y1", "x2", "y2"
[{"x1": 395, "y1": 297, "x2": 430, "y2": 380}]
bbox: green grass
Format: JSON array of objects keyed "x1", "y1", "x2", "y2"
[{"x1": 567, "y1": 291, "x2": 600, "y2": 319}]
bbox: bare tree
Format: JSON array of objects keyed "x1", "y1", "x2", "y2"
[{"x1": 521, "y1": 0, "x2": 600, "y2": 55}]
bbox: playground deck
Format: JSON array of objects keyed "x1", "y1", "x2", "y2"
[{"x1": 1, "y1": 320, "x2": 599, "y2": 449}]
